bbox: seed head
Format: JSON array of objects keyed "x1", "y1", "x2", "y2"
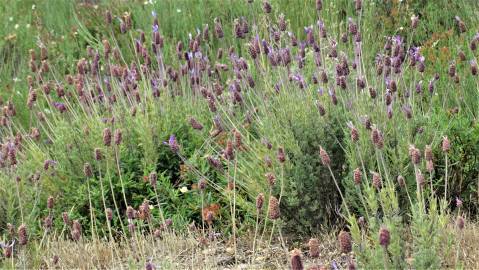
[
  {"x1": 106, "y1": 208, "x2": 113, "y2": 221},
  {"x1": 206, "y1": 211, "x2": 214, "y2": 225},
  {"x1": 277, "y1": 147, "x2": 286, "y2": 163},
  {"x1": 198, "y1": 178, "x2": 207, "y2": 190},
  {"x1": 6, "y1": 223, "x2": 14, "y2": 237},
  {"x1": 149, "y1": 171, "x2": 157, "y2": 188},
  {"x1": 234, "y1": 19, "x2": 244, "y2": 39},
  {"x1": 316, "y1": 0, "x2": 322, "y2": 11},
  {"x1": 348, "y1": 18, "x2": 358, "y2": 35},
  {"x1": 358, "y1": 216, "x2": 366, "y2": 227},
  {"x1": 207, "y1": 156, "x2": 223, "y2": 171},
  {"x1": 40, "y1": 46, "x2": 48, "y2": 60},
  {"x1": 256, "y1": 193, "x2": 265, "y2": 210},
  {"x1": 290, "y1": 249, "x2": 304, "y2": 270},
  {"x1": 103, "y1": 128, "x2": 112, "y2": 147},
  {"x1": 353, "y1": 168, "x2": 362, "y2": 185},
  {"x1": 355, "y1": 0, "x2": 362, "y2": 11},
  {"x1": 94, "y1": 148, "x2": 103, "y2": 161},
  {"x1": 263, "y1": 1, "x2": 272, "y2": 13},
  {"x1": 189, "y1": 117, "x2": 203, "y2": 130},
  {"x1": 139, "y1": 200, "x2": 151, "y2": 220},
  {"x1": 372, "y1": 172, "x2": 382, "y2": 189},
  {"x1": 350, "y1": 126, "x2": 359, "y2": 143},
  {"x1": 278, "y1": 14, "x2": 287, "y2": 32},
  {"x1": 456, "y1": 216, "x2": 465, "y2": 230},
  {"x1": 18, "y1": 224, "x2": 28, "y2": 245},
  {"x1": 47, "y1": 196, "x2": 54, "y2": 209},
  {"x1": 265, "y1": 172, "x2": 276, "y2": 187},
  {"x1": 455, "y1": 16, "x2": 466, "y2": 33},
  {"x1": 72, "y1": 220, "x2": 82, "y2": 235},
  {"x1": 319, "y1": 147, "x2": 330, "y2": 166},
  {"x1": 145, "y1": 262, "x2": 156, "y2": 270},
  {"x1": 371, "y1": 127, "x2": 384, "y2": 149},
  {"x1": 83, "y1": 163, "x2": 93, "y2": 178},
  {"x1": 411, "y1": 15, "x2": 419, "y2": 29},
  {"x1": 442, "y1": 136, "x2": 450, "y2": 152},
  {"x1": 456, "y1": 197, "x2": 463, "y2": 208},
  {"x1": 126, "y1": 206, "x2": 136, "y2": 220},
  {"x1": 379, "y1": 227, "x2": 390, "y2": 247},
  {"x1": 338, "y1": 230, "x2": 352, "y2": 253},
  {"x1": 43, "y1": 215, "x2": 53, "y2": 230},
  {"x1": 105, "y1": 10, "x2": 112, "y2": 24},
  {"x1": 234, "y1": 130, "x2": 242, "y2": 149},
  {"x1": 62, "y1": 212, "x2": 70, "y2": 225},
  {"x1": 426, "y1": 160, "x2": 434, "y2": 173},
  {"x1": 214, "y1": 18, "x2": 224, "y2": 39},
  {"x1": 308, "y1": 238, "x2": 320, "y2": 258},
  {"x1": 397, "y1": 175, "x2": 405, "y2": 187},
  {"x1": 409, "y1": 145, "x2": 421, "y2": 165},
  {"x1": 268, "y1": 196, "x2": 280, "y2": 220},
  {"x1": 471, "y1": 60, "x2": 478, "y2": 76},
  {"x1": 114, "y1": 129, "x2": 123, "y2": 145},
  {"x1": 415, "y1": 169, "x2": 425, "y2": 188},
  {"x1": 224, "y1": 140, "x2": 235, "y2": 161}
]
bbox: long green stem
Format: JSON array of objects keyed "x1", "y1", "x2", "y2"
[
  {"x1": 444, "y1": 153, "x2": 448, "y2": 200},
  {"x1": 327, "y1": 165, "x2": 351, "y2": 217}
]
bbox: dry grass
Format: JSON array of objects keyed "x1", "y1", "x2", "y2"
[
  {"x1": 4, "y1": 220, "x2": 479, "y2": 269},
  {"x1": 15, "y1": 229, "x2": 352, "y2": 269},
  {"x1": 452, "y1": 221, "x2": 479, "y2": 269}
]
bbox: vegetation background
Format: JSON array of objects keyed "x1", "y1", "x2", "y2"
[{"x1": 1, "y1": 0, "x2": 479, "y2": 269}]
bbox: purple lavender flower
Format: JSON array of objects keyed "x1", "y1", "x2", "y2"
[
  {"x1": 164, "y1": 135, "x2": 179, "y2": 153},
  {"x1": 53, "y1": 102, "x2": 67, "y2": 113}
]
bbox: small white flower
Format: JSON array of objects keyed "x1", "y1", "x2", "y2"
[
  {"x1": 180, "y1": 186, "x2": 188, "y2": 193},
  {"x1": 26, "y1": 24, "x2": 31, "y2": 29},
  {"x1": 13, "y1": 77, "x2": 19, "y2": 82},
  {"x1": 14, "y1": 24, "x2": 19, "y2": 29},
  {"x1": 176, "y1": 9, "x2": 182, "y2": 13},
  {"x1": 32, "y1": 4, "x2": 36, "y2": 10},
  {"x1": 9, "y1": 17, "x2": 13, "y2": 22}
]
